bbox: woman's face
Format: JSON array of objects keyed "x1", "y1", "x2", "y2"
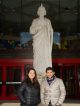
[{"x1": 28, "y1": 70, "x2": 35, "y2": 80}]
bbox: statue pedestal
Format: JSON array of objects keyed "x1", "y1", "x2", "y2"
[{"x1": 37, "y1": 72, "x2": 45, "y2": 84}]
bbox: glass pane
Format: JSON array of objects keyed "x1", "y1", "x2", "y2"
[
  {"x1": 6, "y1": 66, "x2": 21, "y2": 96},
  {"x1": 53, "y1": 65, "x2": 60, "y2": 78},
  {"x1": 77, "y1": 65, "x2": 80, "y2": 83},
  {"x1": 77, "y1": 65, "x2": 80, "y2": 95},
  {"x1": 0, "y1": 66, "x2": 2, "y2": 96},
  {"x1": 62, "y1": 66, "x2": 75, "y2": 98}
]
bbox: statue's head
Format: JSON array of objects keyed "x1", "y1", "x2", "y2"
[{"x1": 37, "y1": 4, "x2": 46, "y2": 17}]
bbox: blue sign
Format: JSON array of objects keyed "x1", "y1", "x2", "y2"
[
  {"x1": 53, "y1": 32, "x2": 60, "y2": 45},
  {"x1": 20, "y1": 32, "x2": 32, "y2": 44}
]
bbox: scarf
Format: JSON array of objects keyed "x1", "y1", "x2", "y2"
[{"x1": 47, "y1": 76, "x2": 55, "y2": 85}]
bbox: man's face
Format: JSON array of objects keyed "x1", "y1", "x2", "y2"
[{"x1": 46, "y1": 70, "x2": 55, "y2": 78}]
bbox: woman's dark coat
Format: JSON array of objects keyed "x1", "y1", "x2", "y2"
[{"x1": 18, "y1": 81, "x2": 41, "y2": 106}]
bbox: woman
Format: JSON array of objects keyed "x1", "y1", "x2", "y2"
[
  {"x1": 18, "y1": 67, "x2": 41, "y2": 106},
  {"x1": 30, "y1": 4, "x2": 53, "y2": 73}
]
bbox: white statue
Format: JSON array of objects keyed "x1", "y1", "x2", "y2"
[{"x1": 30, "y1": 4, "x2": 53, "y2": 73}]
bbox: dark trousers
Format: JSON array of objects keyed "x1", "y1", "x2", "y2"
[
  {"x1": 48, "y1": 101, "x2": 53, "y2": 106},
  {"x1": 20, "y1": 103, "x2": 37, "y2": 106}
]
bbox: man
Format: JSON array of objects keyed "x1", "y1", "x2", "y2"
[{"x1": 41, "y1": 67, "x2": 66, "y2": 106}]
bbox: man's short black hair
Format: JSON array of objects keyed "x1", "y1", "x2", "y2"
[{"x1": 46, "y1": 67, "x2": 54, "y2": 72}]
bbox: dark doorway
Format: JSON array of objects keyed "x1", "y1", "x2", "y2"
[{"x1": 53, "y1": 64, "x2": 80, "y2": 99}]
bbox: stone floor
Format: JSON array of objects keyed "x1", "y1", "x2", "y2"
[{"x1": 0, "y1": 102, "x2": 80, "y2": 106}]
